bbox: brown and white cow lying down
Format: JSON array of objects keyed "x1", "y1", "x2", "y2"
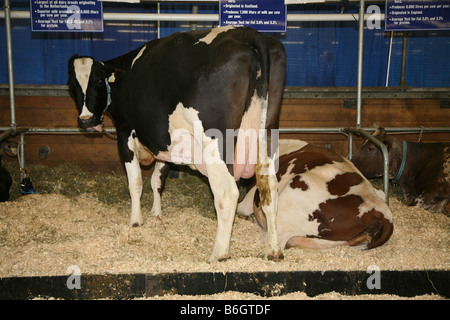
[
  {"x1": 237, "y1": 139, "x2": 394, "y2": 250},
  {"x1": 352, "y1": 128, "x2": 450, "y2": 214}
]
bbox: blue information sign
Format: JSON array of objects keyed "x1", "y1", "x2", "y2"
[
  {"x1": 219, "y1": 0, "x2": 286, "y2": 32},
  {"x1": 385, "y1": 0, "x2": 450, "y2": 31},
  {"x1": 31, "y1": 0, "x2": 103, "y2": 32}
]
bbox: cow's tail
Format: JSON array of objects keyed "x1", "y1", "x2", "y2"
[
  {"x1": 251, "y1": 33, "x2": 270, "y2": 107},
  {"x1": 250, "y1": 30, "x2": 285, "y2": 260},
  {"x1": 251, "y1": 31, "x2": 286, "y2": 153},
  {"x1": 348, "y1": 214, "x2": 393, "y2": 250},
  {"x1": 366, "y1": 216, "x2": 394, "y2": 249}
]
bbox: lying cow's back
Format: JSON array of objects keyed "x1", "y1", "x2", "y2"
[{"x1": 238, "y1": 140, "x2": 394, "y2": 250}]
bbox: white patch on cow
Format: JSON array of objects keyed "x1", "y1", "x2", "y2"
[
  {"x1": 278, "y1": 139, "x2": 308, "y2": 157},
  {"x1": 276, "y1": 184, "x2": 321, "y2": 248},
  {"x1": 353, "y1": 181, "x2": 392, "y2": 222},
  {"x1": 256, "y1": 69, "x2": 262, "y2": 80},
  {"x1": 131, "y1": 45, "x2": 147, "y2": 69},
  {"x1": 74, "y1": 57, "x2": 93, "y2": 94},
  {"x1": 278, "y1": 161, "x2": 296, "y2": 194},
  {"x1": 158, "y1": 102, "x2": 239, "y2": 262},
  {"x1": 108, "y1": 74, "x2": 116, "y2": 83},
  {"x1": 195, "y1": 26, "x2": 235, "y2": 45},
  {"x1": 79, "y1": 106, "x2": 94, "y2": 120},
  {"x1": 125, "y1": 130, "x2": 143, "y2": 227},
  {"x1": 155, "y1": 103, "x2": 206, "y2": 174},
  {"x1": 73, "y1": 57, "x2": 94, "y2": 119},
  {"x1": 150, "y1": 161, "x2": 165, "y2": 217}
]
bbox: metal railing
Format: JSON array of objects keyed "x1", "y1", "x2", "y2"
[{"x1": 1, "y1": 0, "x2": 449, "y2": 204}]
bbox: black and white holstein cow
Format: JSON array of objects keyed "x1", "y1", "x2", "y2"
[
  {"x1": 352, "y1": 128, "x2": 450, "y2": 214},
  {"x1": 68, "y1": 26, "x2": 286, "y2": 262},
  {"x1": 237, "y1": 140, "x2": 394, "y2": 250}
]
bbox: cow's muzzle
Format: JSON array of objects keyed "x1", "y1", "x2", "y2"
[{"x1": 78, "y1": 116, "x2": 103, "y2": 132}]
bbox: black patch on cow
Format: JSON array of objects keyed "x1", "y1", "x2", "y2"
[
  {"x1": 277, "y1": 144, "x2": 345, "y2": 179},
  {"x1": 327, "y1": 172, "x2": 363, "y2": 196},
  {"x1": 309, "y1": 194, "x2": 364, "y2": 241},
  {"x1": 290, "y1": 175, "x2": 308, "y2": 191}
]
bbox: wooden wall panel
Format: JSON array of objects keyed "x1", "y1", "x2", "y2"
[{"x1": 1, "y1": 95, "x2": 449, "y2": 174}]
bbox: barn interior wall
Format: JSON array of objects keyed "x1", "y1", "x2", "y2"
[{"x1": 1, "y1": 94, "x2": 449, "y2": 175}]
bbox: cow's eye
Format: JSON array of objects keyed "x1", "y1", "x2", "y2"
[{"x1": 366, "y1": 145, "x2": 375, "y2": 152}]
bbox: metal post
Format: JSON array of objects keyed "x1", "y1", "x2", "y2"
[
  {"x1": 385, "y1": 31, "x2": 394, "y2": 87},
  {"x1": 191, "y1": 5, "x2": 198, "y2": 31},
  {"x1": 400, "y1": 31, "x2": 408, "y2": 90},
  {"x1": 356, "y1": 0, "x2": 365, "y2": 128},
  {"x1": 344, "y1": 127, "x2": 389, "y2": 204},
  {"x1": 348, "y1": 133, "x2": 354, "y2": 160},
  {"x1": 157, "y1": 2, "x2": 160, "y2": 39},
  {"x1": 4, "y1": 0, "x2": 16, "y2": 130}
]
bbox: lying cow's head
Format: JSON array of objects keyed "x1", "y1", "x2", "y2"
[
  {"x1": 351, "y1": 128, "x2": 403, "y2": 179},
  {"x1": 0, "y1": 140, "x2": 18, "y2": 158},
  {"x1": 68, "y1": 55, "x2": 115, "y2": 132}
]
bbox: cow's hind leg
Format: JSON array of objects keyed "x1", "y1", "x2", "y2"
[
  {"x1": 202, "y1": 138, "x2": 239, "y2": 263},
  {"x1": 256, "y1": 156, "x2": 282, "y2": 260},
  {"x1": 256, "y1": 111, "x2": 283, "y2": 261}
]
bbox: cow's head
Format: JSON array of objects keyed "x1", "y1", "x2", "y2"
[
  {"x1": 351, "y1": 128, "x2": 402, "y2": 179},
  {"x1": 68, "y1": 54, "x2": 115, "y2": 132}
]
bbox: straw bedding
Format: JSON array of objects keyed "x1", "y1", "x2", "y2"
[{"x1": 0, "y1": 160, "x2": 448, "y2": 299}]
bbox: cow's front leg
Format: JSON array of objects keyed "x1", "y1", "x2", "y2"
[
  {"x1": 125, "y1": 156, "x2": 143, "y2": 227},
  {"x1": 122, "y1": 133, "x2": 144, "y2": 227},
  {"x1": 150, "y1": 161, "x2": 170, "y2": 216}
]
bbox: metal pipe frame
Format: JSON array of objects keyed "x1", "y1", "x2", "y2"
[
  {"x1": 0, "y1": 11, "x2": 384, "y2": 22},
  {"x1": 3, "y1": 0, "x2": 16, "y2": 131},
  {"x1": 2, "y1": 126, "x2": 449, "y2": 135},
  {"x1": 1, "y1": 0, "x2": 449, "y2": 206},
  {"x1": 356, "y1": 0, "x2": 365, "y2": 128}
]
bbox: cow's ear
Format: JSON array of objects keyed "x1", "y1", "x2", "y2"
[
  {"x1": 68, "y1": 54, "x2": 79, "y2": 75},
  {"x1": 373, "y1": 127, "x2": 388, "y2": 142},
  {"x1": 383, "y1": 135, "x2": 395, "y2": 150}
]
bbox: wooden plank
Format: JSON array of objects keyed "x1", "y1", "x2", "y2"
[
  {"x1": 2, "y1": 96, "x2": 449, "y2": 173},
  {"x1": 0, "y1": 96, "x2": 114, "y2": 128}
]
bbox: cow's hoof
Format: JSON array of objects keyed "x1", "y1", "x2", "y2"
[
  {"x1": 267, "y1": 251, "x2": 284, "y2": 262},
  {"x1": 207, "y1": 254, "x2": 231, "y2": 263},
  {"x1": 130, "y1": 221, "x2": 143, "y2": 228},
  {"x1": 218, "y1": 255, "x2": 231, "y2": 262}
]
